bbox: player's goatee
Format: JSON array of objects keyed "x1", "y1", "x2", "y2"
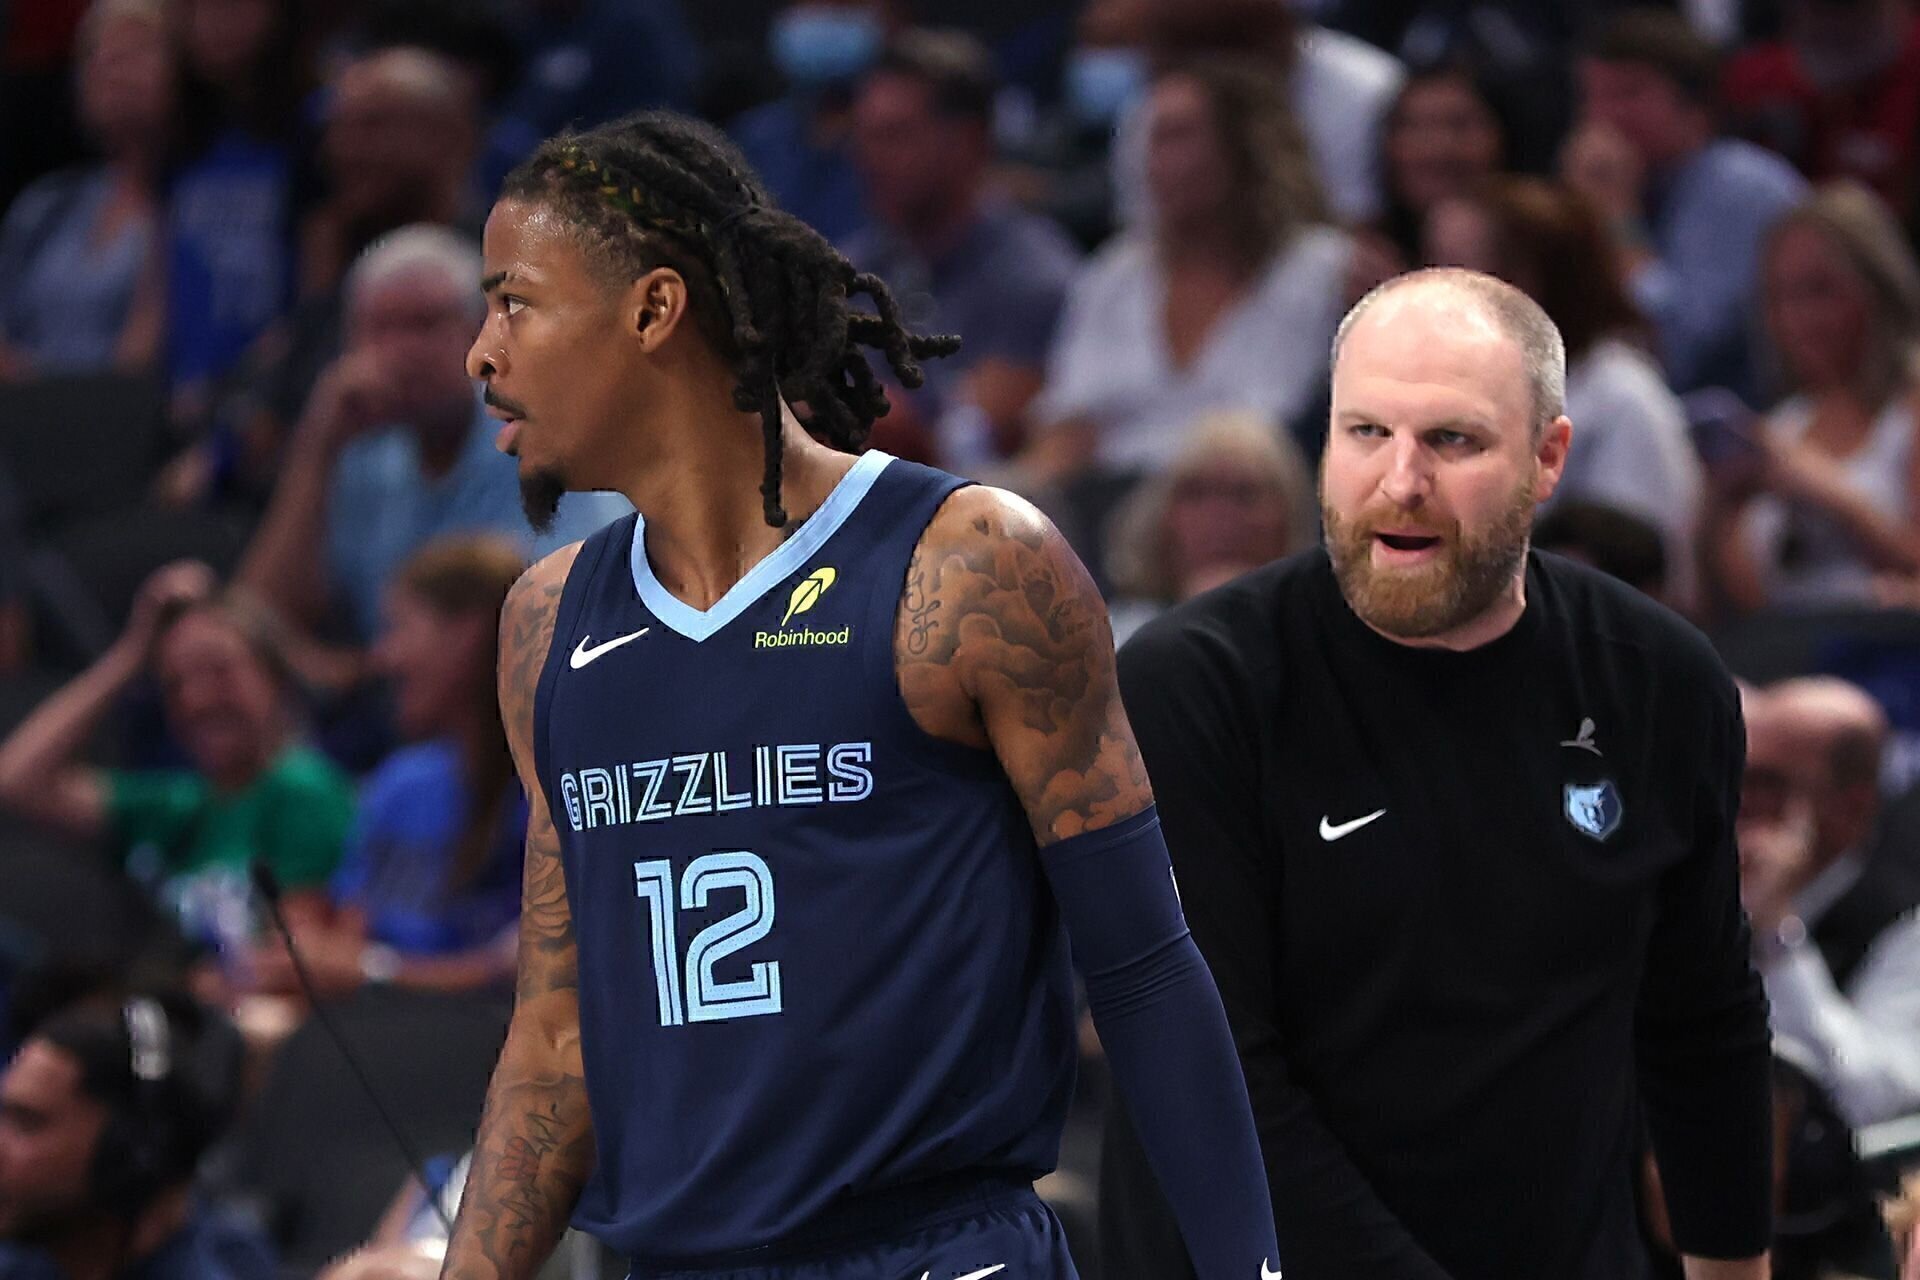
[
  {"x1": 1322, "y1": 473, "x2": 1535, "y2": 639},
  {"x1": 522, "y1": 469, "x2": 566, "y2": 534}
]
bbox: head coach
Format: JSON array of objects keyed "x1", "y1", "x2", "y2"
[{"x1": 1099, "y1": 267, "x2": 1771, "y2": 1279}]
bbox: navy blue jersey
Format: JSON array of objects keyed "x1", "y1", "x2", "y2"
[{"x1": 532, "y1": 451, "x2": 1076, "y2": 1265}]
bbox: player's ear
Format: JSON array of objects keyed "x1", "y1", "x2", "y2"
[{"x1": 627, "y1": 267, "x2": 689, "y2": 353}]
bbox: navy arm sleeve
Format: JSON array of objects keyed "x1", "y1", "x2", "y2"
[
  {"x1": 1635, "y1": 668, "x2": 1773, "y2": 1258},
  {"x1": 1104, "y1": 618, "x2": 1456, "y2": 1280},
  {"x1": 1041, "y1": 806, "x2": 1281, "y2": 1280}
]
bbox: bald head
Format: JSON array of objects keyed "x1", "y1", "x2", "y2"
[
  {"x1": 1770, "y1": 676, "x2": 1888, "y2": 791},
  {"x1": 1333, "y1": 268, "x2": 1567, "y2": 437},
  {"x1": 1742, "y1": 675, "x2": 1887, "y2": 868}
]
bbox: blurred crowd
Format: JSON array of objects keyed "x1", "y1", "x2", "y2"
[{"x1": 3, "y1": 0, "x2": 1920, "y2": 1276}]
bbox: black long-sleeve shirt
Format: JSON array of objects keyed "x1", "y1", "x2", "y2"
[{"x1": 1100, "y1": 549, "x2": 1772, "y2": 1279}]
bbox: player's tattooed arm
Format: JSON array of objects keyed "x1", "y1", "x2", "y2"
[
  {"x1": 442, "y1": 544, "x2": 595, "y2": 1280},
  {"x1": 895, "y1": 486, "x2": 1152, "y2": 841}
]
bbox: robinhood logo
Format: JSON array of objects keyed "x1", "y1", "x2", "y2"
[
  {"x1": 782, "y1": 568, "x2": 835, "y2": 624},
  {"x1": 758, "y1": 567, "x2": 852, "y2": 648}
]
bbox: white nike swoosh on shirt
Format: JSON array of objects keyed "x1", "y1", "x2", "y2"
[
  {"x1": 1262, "y1": 1260, "x2": 1284, "y2": 1280},
  {"x1": 568, "y1": 628, "x2": 650, "y2": 670},
  {"x1": 1319, "y1": 809, "x2": 1386, "y2": 841},
  {"x1": 918, "y1": 1269, "x2": 1006, "y2": 1280}
]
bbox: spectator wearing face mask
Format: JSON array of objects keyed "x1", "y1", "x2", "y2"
[
  {"x1": 730, "y1": 1, "x2": 895, "y2": 245},
  {"x1": 991, "y1": 0, "x2": 1148, "y2": 251},
  {"x1": 482, "y1": 0, "x2": 701, "y2": 196}
]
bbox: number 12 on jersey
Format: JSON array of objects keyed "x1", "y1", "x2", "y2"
[{"x1": 633, "y1": 852, "x2": 783, "y2": 1026}]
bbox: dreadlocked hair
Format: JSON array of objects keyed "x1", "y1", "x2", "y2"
[{"x1": 500, "y1": 111, "x2": 961, "y2": 526}]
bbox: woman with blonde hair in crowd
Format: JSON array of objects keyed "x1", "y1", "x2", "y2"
[
  {"x1": 1703, "y1": 182, "x2": 1920, "y2": 615},
  {"x1": 1104, "y1": 410, "x2": 1316, "y2": 645},
  {"x1": 1023, "y1": 55, "x2": 1348, "y2": 495},
  {"x1": 250, "y1": 534, "x2": 528, "y2": 999}
]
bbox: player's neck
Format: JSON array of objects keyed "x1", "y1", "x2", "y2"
[{"x1": 625, "y1": 409, "x2": 857, "y2": 613}]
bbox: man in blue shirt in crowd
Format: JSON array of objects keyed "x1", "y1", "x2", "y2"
[
  {"x1": 237, "y1": 224, "x2": 628, "y2": 646},
  {"x1": 843, "y1": 29, "x2": 1081, "y2": 469}
]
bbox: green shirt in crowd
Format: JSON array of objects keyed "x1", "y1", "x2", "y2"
[{"x1": 106, "y1": 743, "x2": 355, "y2": 891}]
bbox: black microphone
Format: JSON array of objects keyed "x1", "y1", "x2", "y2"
[{"x1": 250, "y1": 861, "x2": 457, "y2": 1235}]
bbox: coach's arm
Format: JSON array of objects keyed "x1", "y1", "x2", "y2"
[
  {"x1": 441, "y1": 544, "x2": 596, "y2": 1280},
  {"x1": 1639, "y1": 667, "x2": 1773, "y2": 1280},
  {"x1": 896, "y1": 486, "x2": 1279, "y2": 1280}
]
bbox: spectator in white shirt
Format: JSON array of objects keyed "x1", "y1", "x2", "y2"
[{"x1": 1024, "y1": 56, "x2": 1348, "y2": 489}]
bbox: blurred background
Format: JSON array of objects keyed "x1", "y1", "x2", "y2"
[{"x1": 3, "y1": 0, "x2": 1920, "y2": 1276}]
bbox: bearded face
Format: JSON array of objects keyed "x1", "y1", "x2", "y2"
[
  {"x1": 1319, "y1": 282, "x2": 1569, "y2": 646},
  {"x1": 1322, "y1": 465, "x2": 1538, "y2": 639}
]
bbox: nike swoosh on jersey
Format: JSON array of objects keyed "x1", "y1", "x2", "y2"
[
  {"x1": 569, "y1": 628, "x2": 650, "y2": 670},
  {"x1": 1262, "y1": 1260, "x2": 1284, "y2": 1280},
  {"x1": 917, "y1": 1268, "x2": 1006, "y2": 1280},
  {"x1": 1319, "y1": 809, "x2": 1386, "y2": 841}
]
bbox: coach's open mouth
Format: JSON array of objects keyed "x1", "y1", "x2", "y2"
[{"x1": 1376, "y1": 533, "x2": 1441, "y2": 551}]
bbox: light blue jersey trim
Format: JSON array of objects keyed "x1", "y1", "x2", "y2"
[{"x1": 629, "y1": 450, "x2": 895, "y2": 642}]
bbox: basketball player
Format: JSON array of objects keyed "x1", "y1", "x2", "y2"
[{"x1": 436, "y1": 112, "x2": 1278, "y2": 1279}]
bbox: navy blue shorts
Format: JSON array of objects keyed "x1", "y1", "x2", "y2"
[{"x1": 628, "y1": 1181, "x2": 1079, "y2": 1280}]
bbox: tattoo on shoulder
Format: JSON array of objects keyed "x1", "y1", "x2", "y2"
[
  {"x1": 498, "y1": 562, "x2": 569, "y2": 740},
  {"x1": 896, "y1": 492, "x2": 1151, "y2": 842}
]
